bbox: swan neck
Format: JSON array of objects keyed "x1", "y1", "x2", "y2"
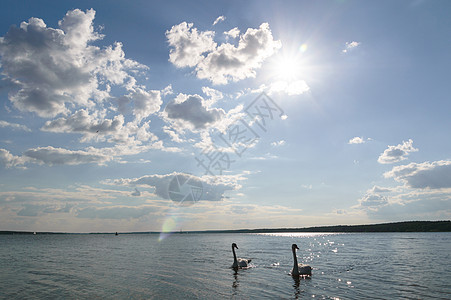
[
  {"x1": 232, "y1": 246, "x2": 238, "y2": 264},
  {"x1": 292, "y1": 248, "x2": 299, "y2": 273}
]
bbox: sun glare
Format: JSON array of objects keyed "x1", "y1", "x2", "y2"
[
  {"x1": 271, "y1": 43, "x2": 310, "y2": 81},
  {"x1": 275, "y1": 58, "x2": 299, "y2": 80}
]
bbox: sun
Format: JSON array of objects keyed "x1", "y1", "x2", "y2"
[
  {"x1": 270, "y1": 43, "x2": 309, "y2": 81},
  {"x1": 275, "y1": 58, "x2": 299, "y2": 80}
]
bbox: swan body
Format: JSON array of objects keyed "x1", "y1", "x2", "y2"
[
  {"x1": 291, "y1": 244, "x2": 312, "y2": 276},
  {"x1": 232, "y1": 243, "x2": 252, "y2": 268}
]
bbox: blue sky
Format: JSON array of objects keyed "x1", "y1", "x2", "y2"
[{"x1": 1, "y1": 0, "x2": 450, "y2": 232}]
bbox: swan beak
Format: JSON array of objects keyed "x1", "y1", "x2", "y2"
[{"x1": 296, "y1": 245, "x2": 299, "y2": 250}]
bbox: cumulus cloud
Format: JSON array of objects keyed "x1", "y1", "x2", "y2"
[
  {"x1": 358, "y1": 193, "x2": 389, "y2": 211},
  {"x1": 348, "y1": 137, "x2": 364, "y2": 144},
  {"x1": 41, "y1": 107, "x2": 164, "y2": 147},
  {"x1": 0, "y1": 9, "x2": 152, "y2": 118},
  {"x1": 0, "y1": 9, "x2": 173, "y2": 162},
  {"x1": 1, "y1": 137, "x2": 178, "y2": 168},
  {"x1": 167, "y1": 22, "x2": 216, "y2": 68},
  {"x1": 0, "y1": 8, "x2": 203, "y2": 165},
  {"x1": 0, "y1": 149, "x2": 28, "y2": 168},
  {"x1": 42, "y1": 109, "x2": 124, "y2": 135},
  {"x1": 342, "y1": 41, "x2": 360, "y2": 53},
  {"x1": 384, "y1": 160, "x2": 451, "y2": 189},
  {"x1": 355, "y1": 185, "x2": 392, "y2": 212},
  {"x1": 23, "y1": 146, "x2": 113, "y2": 166},
  {"x1": 0, "y1": 120, "x2": 31, "y2": 132},
  {"x1": 129, "y1": 88, "x2": 162, "y2": 122},
  {"x1": 111, "y1": 172, "x2": 240, "y2": 202},
  {"x1": 224, "y1": 27, "x2": 240, "y2": 39},
  {"x1": 161, "y1": 84, "x2": 174, "y2": 96},
  {"x1": 212, "y1": 16, "x2": 226, "y2": 26},
  {"x1": 201, "y1": 86, "x2": 223, "y2": 106},
  {"x1": 355, "y1": 160, "x2": 451, "y2": 216},
  {"x1": 162, "y1": 94, "x2": 225, "y2": 131},
  {"x1": 378, "y1": 139, "x2": 418, "y2": 164},
  {"x1": 167, "y1": 22, "x2": 281, "y2": 84}
]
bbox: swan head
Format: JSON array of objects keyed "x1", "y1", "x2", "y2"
[
  {"x1": 292, "y1": 244, "x2": 299, "y2": 251},
  {"x1": 232, "y1": 243, "x2": 238, "y2": 249}
]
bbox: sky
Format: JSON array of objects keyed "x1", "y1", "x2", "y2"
[{"x1": 0, "y1": 0, "x2": 450, "y2": 233}]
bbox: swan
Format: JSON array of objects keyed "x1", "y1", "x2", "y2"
[
  {"x1": 291, "y1": 244, "x2": 312, "y2": 276},
  {"x1": 231, "y1": 243, "x2": 251, "y2": 268}
]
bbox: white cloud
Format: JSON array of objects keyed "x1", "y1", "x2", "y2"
[
  {"x1": 2, "y1": 140, "x2": 178, "y2": 168},
  {"x1": 41, "y1": 109, "x2": 162, "y2": 146},
  {"x1": 244, "y1": 80, "x2": 309, "y2": 97},
  {"x1": 212, "y1": 16, "x2": 226, "y2": 26},
  {"x1": 0, "y1": 149, "x2": 28, "y2": 168},
  {"x1": 342, "y1": 41, "x2": 360, "y2": 53},
  {"x1": 201, "y1": 86, "x2": 223, "y2": 107},
  {"x1": 167, "y1": 22, "x2": 281, "y2": 84},
  {"x1": 355, "y1": 159, "x2": 451, "y2": 216},
  {"x1": 348, "y1": 136, "x2": 372, "y2": 144},
  {"x1": 0, "y1": 120, "x2": 31, "y2": 132},
  {"x1": 0, "y1": 9, "x2": 174, "y2": 162},
  {"x1": 0, "y1": 184, "x2": 174, "y2": 230},
  {"x1": 130, "y1": 88, "x2": 162, "y2": 123},
  {"x1": 267, "y1": 80, "x2": 310, "y2": 96},
  {"x1": 161, "y1": 84, "x2": 174, "y2": 96},
  {"x1": 250, "y1": 153, "x2": 279, "y2": 160},
  {"x1": 348, "y1": 136, "x2": 364, "y2": 144},
  {"x1": 271, "y1": 140, "x2": 285, "y2": 147},
  {"x1": 166, "y1": 22, "x2": 216, "y2": 68},
  {"x1": 355, "y1": 185, "x2": 391, "y2": 212},
  {"x1": 224, "y1": 27, "x2": 240, "y2": 39},
  {"x1": 42, "y1": 109, "x2": 124, "y2": 136},
  {"x1": 111, "y1": 172, "x2": 241, "y2": 202},
  {"x1": 162, "y1": 94, "x2": 225, "y2": 131},
  {"x1": 358, "y1": 193, "x2": 389, "y2": 211},
  {"x1": 384, "y1": 160, "x2": 451, "y2": 189},
  {"x1": 368, "y1": 185, "x2": 393, "y2": 193},
  {"x1": 162, "y1": 125, "x2": 185, "y2": 143},
  {"x1": 23, "y1": 146, "x2": 113, "y2": 166},
  {"x1": 0, "y1": 9, "x2": 150, "y2": 118},
  {"x1": 378, "y1": 139, "x2": 418, "y2": 164}
]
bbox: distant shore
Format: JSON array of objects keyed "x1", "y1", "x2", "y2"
[{"x1": 1, "y1": 220, "x2": 450, "y2": 235}]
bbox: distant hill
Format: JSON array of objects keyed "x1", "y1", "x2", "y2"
[
  {"x1": 208, "y1": 220, "x2": 451, "y2": 234},
  {"x1": 1, "y1": 220, "x2": 450, "y2": 235}
]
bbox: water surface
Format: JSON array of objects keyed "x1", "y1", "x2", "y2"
[{"x1": 1, "y1": 232, "x2": 450, "y2": 299}]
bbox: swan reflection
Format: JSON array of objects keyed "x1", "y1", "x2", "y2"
[
  {"x1": 232, "y1": 270, "x2": 239, "y2": 289},
  {"x1": 292, "y1": 276, "x2": 301, "y2": 299}
]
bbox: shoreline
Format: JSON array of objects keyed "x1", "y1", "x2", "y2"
[{"x1": 1, "y1": 220, "x2": 450, "y2": 235}]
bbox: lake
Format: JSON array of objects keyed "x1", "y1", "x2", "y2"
[{"x1": 1, "y1": 232, "x2": 450, "y2": 299}]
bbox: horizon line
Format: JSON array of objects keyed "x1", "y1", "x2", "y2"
[{"x1": 1, "y1": 220, "x2": 449, "y2": 235}]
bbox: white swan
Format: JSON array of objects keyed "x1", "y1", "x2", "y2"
[
  {"x1": 291, "y1": 244, "x2": 312, "y2": 276},
  {"x1": 232, "y1": 243, "x2": 251, "y2": 268}
]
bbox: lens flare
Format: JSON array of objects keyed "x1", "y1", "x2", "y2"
[
  {"x1": 299, "y1": 44, "x2": 308, "y2": 53},
  {"x1": 159, "y1": 215, "x2": 178, "y2": 241}
]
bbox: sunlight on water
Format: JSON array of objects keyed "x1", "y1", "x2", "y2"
[{"x1": 255, "y1": 232, "x2": 339, "y2": 237}]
